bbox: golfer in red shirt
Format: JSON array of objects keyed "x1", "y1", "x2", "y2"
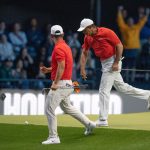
[
  {"x1": 40, "y1": 25, "x2": 96, "y2": 144},
  {"x1": 77, "y1": 18, "x2": 150, "y2": 127}
]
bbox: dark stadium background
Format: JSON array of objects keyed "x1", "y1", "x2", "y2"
[{"x1": 0, "y1": 0, "x2": 150, "y2": 31}]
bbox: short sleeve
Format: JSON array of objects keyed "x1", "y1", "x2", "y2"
[
  {"x1": 108, "y1": 30, "x2": 122, "y2": 46},
  {"x1": 55, "y1": 48, "x2": 65, "y2": 62},
  {"x1": 82, "y1": 36, "x2": 91, "y2": 51}
]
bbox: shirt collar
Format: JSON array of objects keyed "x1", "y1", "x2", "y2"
[
  {"x1": 92, "y1": 27, "x2": 101, "y2": 38},
  {"x1": 55, "y1": 39, "x2": 65, "y2": 46}
]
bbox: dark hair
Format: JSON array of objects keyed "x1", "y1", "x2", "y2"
[
  {"x1": 88, "y1": 24, "x2": 96, "y2": 28},
  {"x1": 52, "y1": 34, "x2": 64, "y2": 38}
]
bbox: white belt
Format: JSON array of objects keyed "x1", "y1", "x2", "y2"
[{"x1": 53, "y1": 80, "x2": 72, "y2": 86}]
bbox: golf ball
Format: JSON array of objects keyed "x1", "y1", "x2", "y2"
[{"x1": 25, "y1": 121, "x2": 29, "y2": 125}]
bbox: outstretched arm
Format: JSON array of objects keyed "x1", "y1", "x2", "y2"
[
  {"x1": 40, "y1": 66, "x2": 52, "y2": 74},
  {"x1": 136, "y1": 8, "x2": 149, "y2": 29},
  {"x1": 80, "y1": 49, "x2": 89, "y2": 80},
  {"x1": 112, "y1": 43, "x2": 123, "y2": 71},
  {"x1": 117, "y1": 6, "x2": 128, "y2": 30}
]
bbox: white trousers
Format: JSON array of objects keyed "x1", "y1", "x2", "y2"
[
  {"x1": 99, "y1": 71, "x2": 150, "y2": 120},
  {"x1": 99, "y1": 56, "x2": 150, "y2": 120},
  {"x1": 45, "y1": 80, "x2": 92, "y2": 137}
]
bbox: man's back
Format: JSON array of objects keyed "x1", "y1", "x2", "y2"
[{"x1": 51, "y1": 40, "x2": 73, "y2": 80}]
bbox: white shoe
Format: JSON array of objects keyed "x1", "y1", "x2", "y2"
[
  {"x1": 147, "y1": 96, "x2": 150, "y2": 110},
  {"x1": 42, "y1": 136, "x2": 60, "y2": 144},
  {"x1": 96, "y1": 119, "x2": 108, "y2": 127},
  {"x1": 84, "y1": 122, "x2": 96, "y2": 135}
]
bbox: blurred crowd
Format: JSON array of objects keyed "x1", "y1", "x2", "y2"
[
  {"x1": 0, "y1": 6, "x2": 150, "y2": 90},
  {"x1": 117, "y1": 6, "x2": 150, "y2": 84},
  {"x1": 0, "y1": 18, "x2": 97, "y2": 89}
]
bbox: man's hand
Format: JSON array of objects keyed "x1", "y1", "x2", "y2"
[
  {"x1": 112, "y1": 62, "x2": 119, "y2": 71},
  {"x1": 80, "y1": 69, "x2": 87, "y2": 80},
  {"x1": 118, "y1": 6, "x2": 124, "y2": 11},
  {"x1": 51, "y1": 82, "x2": 58, "y2": 90},
  {"x1": 80, "y1": 50, "x2": 88, "y2": 80},
  {"x1": 40, "y1": 66, "x2": 51, "y2": 74}
]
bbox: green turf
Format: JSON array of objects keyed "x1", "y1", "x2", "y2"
[
  {"x1": 0, "y1": 123, "x2": 150, "y2": 150},
  {"x1": 0, "y1": 112, "x2": 150, "y2": 150},
  {"x1": 0, "y1": 112, "x2": 150, "y2": 130}
]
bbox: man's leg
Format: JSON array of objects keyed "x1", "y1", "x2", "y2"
[
  {"x1": 114, "y1": 73, "x2": 150, "y2": 100},
  {"x1": 42, "y1": 90, "x2": 62, "y2": 144},
  {"x1": 98, "y1": 72, "x2": 115, "y2": 124},
  {"x1": 60, "y1": 94, "x2": 96, "y2": 135}
]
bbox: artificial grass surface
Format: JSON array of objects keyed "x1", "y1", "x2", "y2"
[
  {"x1": 0, "y1": 112, "x2": 150, "y2": 150},
  {"x1": 0, "y1": 112, "x2": 150, "y2": 130},
  {"x1": 0, "y1": 123, "x2": 150, "y2": 150}
]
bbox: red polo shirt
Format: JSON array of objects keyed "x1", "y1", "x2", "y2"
[
  {"x1": 51, "y1": 39, "x2": 73, "y2": 80},
  {"x1": 82, "y1": 27, "x2": 121, "y2": 61}
]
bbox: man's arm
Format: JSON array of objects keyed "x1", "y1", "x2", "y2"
[
  {"x1": 51, "y1": 60, "x2": 65, "y2": 90},
  {"x1": 40, "y1": 66, "x2": 52, "y2": 74},
  {"x1": 112, "y1": 43, "x2": 123, "y2": 71},
  {"x1": 80, "y1": 49, "x2": 89, "y2": 80},
  {"x1": 54, "y1": 61, "x2": 65, "y2": 84},
  {"x1": 117, "y1": 6, "x2": 128, "y2": 30},
  {"x1": 136, "y1": 8, "x2": 149, "y2": 29}
]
